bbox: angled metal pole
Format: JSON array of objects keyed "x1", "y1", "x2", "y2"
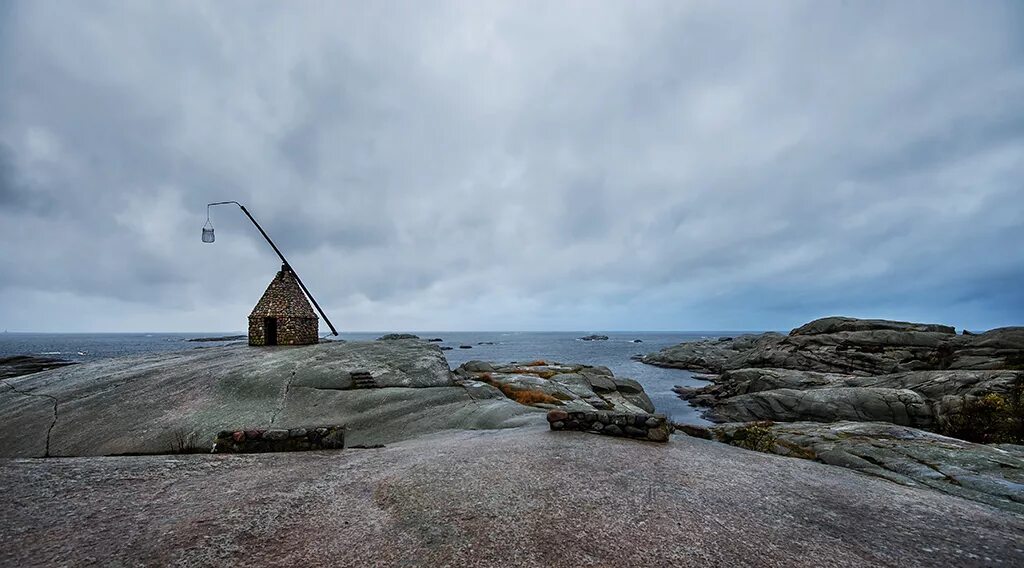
[{"x1": 207, "y1": 201, "x2": 339, "y2": 336}]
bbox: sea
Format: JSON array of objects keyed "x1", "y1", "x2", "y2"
[{"x1": 0, "y1": 331, "x2": 752, "y2": 425}]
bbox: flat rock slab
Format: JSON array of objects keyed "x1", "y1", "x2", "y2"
[
  {"x1": 1, "y1": 428, "x2": 1021, "y2": 567},
  {"x1": 0, "y1": 355, "x2": 77, "y2": 380},
  {"x1": 0, "y1": 342, "x2": 543, "y2": 457},
  {"x1": 694, "y1": 421, "x2": 1024, "y2": 514}
]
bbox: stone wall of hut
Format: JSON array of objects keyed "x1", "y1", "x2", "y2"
[{"x1": 248, "y1": 316, "x2": 319, "y2": 346}]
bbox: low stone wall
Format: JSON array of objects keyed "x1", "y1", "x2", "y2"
[
  {"x1": 547, "y1": 410, "x2": 672, "y2": 442},
  {"x1": 213, "y1": 426, "x2": 344, "y2": 453}
]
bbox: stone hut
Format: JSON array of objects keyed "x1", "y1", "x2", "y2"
[{"x1": 248, "y1": 265, "x2": 319, "y2": 346}]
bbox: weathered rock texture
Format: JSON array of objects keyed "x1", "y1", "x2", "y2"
[
  {"x1": 655, "y1": 317, "x2": 1024, "y2": 511},
  {"x1": 0, "y1": 341, "x2": 544, "y2": 457},
  {"x1": 646, "y1": 317, "x2": 1023, "y2": 436},
  {"x1": 0, "y1": 355, "x2": 76, "y2": 380},
  {"x1": 377, "y1": 333, "x2": 420, "y2": 341},
  {"x1": 212, "y1": 426, "x2": 344, "y2": 453},
  {"x1": 1, "y1": 428, "x2": 1021, "y2": 567},
  {"x1": 546, "y1": 409, "x2": 671, "y2": 442},
  {"x1": 675, "y1": 366, "x2": 1022, "y2": 432},
  {"x1": 248, "y1": 266, "x2": 319, "y2": 346},
  {"x1": 642, "y1": 317, "x2": 1024, "y2": 375},
  {"x1": 454, "y1": 360, "x2": 655, "y2": 414},
  {"x1": 687, "y1": 421, "x2": 1024, "y2": 514}
]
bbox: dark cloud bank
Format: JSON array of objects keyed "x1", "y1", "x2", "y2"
[{"x1": 1, "y1": 1, "x2": 1022, "y2": 332}]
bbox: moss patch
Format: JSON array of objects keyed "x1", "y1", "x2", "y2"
[
  {"x1": 940, "y1": 383, "x2": 1024, "y2": 444},
  {"x1": 723, "y1": 421, "x2": 777, "y2": 453}
]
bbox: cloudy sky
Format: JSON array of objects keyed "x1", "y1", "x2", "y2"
[{"x1": 1, "y1": 1, "x2": 1022, "y2": 333}]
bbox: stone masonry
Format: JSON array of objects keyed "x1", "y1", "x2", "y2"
[
  {"x1": 547, "y1": 409, "x2": 672, "y2": 442},
  {"x1": 212, "y1": 426, "x2": 345, "y2": 453},
  {"x1": 248, "y1": 265, "x2": 319, "y2": 346}
]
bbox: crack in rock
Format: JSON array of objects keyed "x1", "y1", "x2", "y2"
[
  {"x1": 270, "y1": 371, "x2": 297, "y2": 425},
  {"x1": 1, "y1": 379, "x2": 59, "y2": 458}
]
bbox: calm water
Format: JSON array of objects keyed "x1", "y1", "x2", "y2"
[{"x1": 0, "y1": 330, "x2": 744, "y2": 424}]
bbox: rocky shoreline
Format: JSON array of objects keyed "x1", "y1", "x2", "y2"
[
  {"x1": 0, "y1": 342, "x2": 668, "y2": 458},
  {"x1": 642, "y1": 316, "x2": 1023, "y2": 512},
  {"x1": 1, "y1": 331, "x2": 1022, "y2": 564}
]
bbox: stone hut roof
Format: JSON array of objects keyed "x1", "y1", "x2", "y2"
[{"x1": 249, "y1": 267, "x2": 317, "y2": 319}]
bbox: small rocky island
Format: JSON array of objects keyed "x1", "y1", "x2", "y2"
[{"x1": 640, "y1": 316, "x2": 1024, "y2": 513}]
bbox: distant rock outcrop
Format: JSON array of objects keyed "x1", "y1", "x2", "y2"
[
  {"x1": 186, "y1": 335, "x2": 246, "y2": 342},
  {"x1": 376, "y1": 333, "x2": 421, "y2": 341},
  {"x1": 0, "y1": 355, "x2": 77, "y2": 380},
  {"x1": 641, "y1": 317, "x2": 1024, "y2": 375}
]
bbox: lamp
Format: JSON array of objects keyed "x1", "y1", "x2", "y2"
[
  {"x1": 202, "y1": 200, "x2": 338, "y2": 336},
  {"x1": 202, "y1": 206, "x2": 215, "y2": 242}
]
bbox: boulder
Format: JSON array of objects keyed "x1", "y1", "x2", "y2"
[
  {"x1": 453, "y1": 361, "x2": 658, "y2": 415},
  {"x1": 612, "y1": 377, "x2": 644, "y2": 394},
  {"x1": 376, "y1": 333, "x2": 420, "y2": 341},
  {"x1": 707, "y1": 387, "x2": 934, "y2": 428},
  {"x1": 460, "y1": 360, "x2": 495, "y2": 373}
]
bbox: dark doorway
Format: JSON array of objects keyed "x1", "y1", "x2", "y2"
[{"x1": 264, "y1": 317, "x2": 278, "y2": 345}]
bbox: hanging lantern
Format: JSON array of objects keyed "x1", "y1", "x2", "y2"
[{"x1": 202, "y1": 209, "x2": 215, "y2": 243}]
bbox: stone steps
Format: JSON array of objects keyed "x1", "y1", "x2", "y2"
[{"x1": 351, "y1": 370, "x2": 377, "y2": 389}]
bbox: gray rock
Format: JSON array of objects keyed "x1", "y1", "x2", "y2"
[
  {"x1": 584, "y1": 374, "x2": 617, "y2": 393},
  {"x1": 264, "y1": 429, "x2": 289, "y2": 441},
  {"x1": 0, "y1": 342, "x2": 546, "y2": 457},
  {"x1": 458, "y1": 380, "x2": 505, "y2": 401},
  {"x1": 624, "y1": 426, "x2": 646, "y2": 437},
  {"x1": 603, "y1": 424, "x2": 622, "y2": 436},
  {"x1": 705, "y1": 420, "x2": 1024, "y2": 514},
  {"x1": 642, "y1": 317, "x2": 1024, "y2": 375},
  {"x1": 186, "y1": 335, "x2": 247, "y2": 343},
  {"x1": 459, "y1": 360, "x2": 494, "y2": 373},
  {"x1": 0, "y1": 355, "x2": 77, "y2": 380},
  {"x1": 376, "y1": 333, "x2": 420, "y2": 341},
  {"x1": 790, "y1": 317, "x2": 957, "y2": 336},
  {"x1": 579, "y1": 335, "x2": 609, "y2": 341},
  {"x1": 612, "y1": 377, "x2": 643, "y2": 394},
  {"x1": 453, "y1": 361, "x2": 657, "y2": 415},
  {"x1": 685, "y1": 367, "x2": 1022, "y2": 433},
  {"x1": 708, "y1": 387, "x2": 933, "y2": 428},
  {"x1": 548, "y1": 373, "x2": 593, "y2": 398},
  {"x1": 3, "y1": 428, "x2": 1022, "y2": 566}
]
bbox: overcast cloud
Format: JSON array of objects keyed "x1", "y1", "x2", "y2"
[{"x1": 1, "y1": 1, "x2": 1022, "y2": 332}]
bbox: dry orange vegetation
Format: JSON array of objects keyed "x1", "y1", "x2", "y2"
[
  {"x1": 514, "y1": 368, "x2": 558, "y2": 379},
  {"x1": 473, "y1": 372, "x2": 563, "y2": 406},
  {"x1": 524, "y1": 360, "x2": 548, "y2": 367},
  {"x1": 506, "y1": 389, "x2": 561, "y2": 405}
]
